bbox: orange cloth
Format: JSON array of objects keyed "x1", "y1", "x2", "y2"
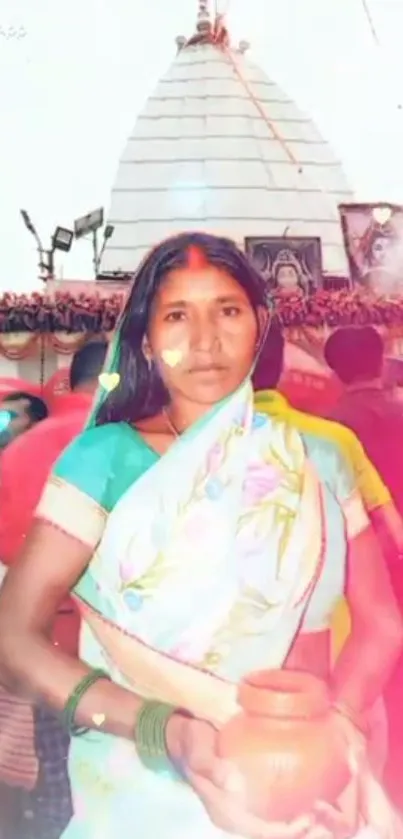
[{"x1": 0, "y1": 392, "x2": 93, "y2": 655}]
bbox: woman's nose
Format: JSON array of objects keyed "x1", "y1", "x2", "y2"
[{"x1": 192, "y1": 314, "x2": 219, "y2": 351}]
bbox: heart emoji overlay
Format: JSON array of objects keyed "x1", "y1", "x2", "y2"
[
  {"x1": 372, "y1": 206, "x2": 392, "y2": 226},
  {"x1": 161, "y1": 349, "x2": 183, "y2": 368},
  {"x1": 98, "y1": 372, "x2": 120, "y2": 392}
]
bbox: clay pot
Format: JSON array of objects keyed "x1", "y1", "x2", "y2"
[{"x1": 218, "y1": 669, "x2": 350, "y2": 822}]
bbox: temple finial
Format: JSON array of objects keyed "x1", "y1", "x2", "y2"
[
  {"x1": 238, "y1": 40, "x2": 250, "y2": 54},
  {"x1": 196, "y1": 0, "x2": 211, "y2": 34},
  {"x1": 177, "y1": 0, "x2": 232, "y2": 50}
]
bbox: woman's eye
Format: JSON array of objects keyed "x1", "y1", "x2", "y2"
[
  {"x1": 165, "y1": 311, "x2": 186, "y2": 322},
  {"x1": 222, "y1": 306, "x2": 241, "y2": 317}
]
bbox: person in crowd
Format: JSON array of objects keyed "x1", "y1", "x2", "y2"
[
  {"x1": 324, "y1": 327, "x2": 403, "y2": 517},
  {"x1": 253, "y1": 321, "x2": 403, "y2": 585},
  {"x1": 0, "y1": 340, "x2": 107, "y2": 839},
  {"x1": 0, "y1": 233, "x2": 401, "y2": 839},
  {"x1": 0, "y1": 392, "x2": 48, "y2": 450},
  {"x1": 324, "y1": 325, "x2": 403, "y2": 806}
]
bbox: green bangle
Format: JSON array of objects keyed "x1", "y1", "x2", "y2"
[
  {"x1": 135, "y1": 700, "x2": 178, "y2": 771},
  {"x1": 63, "y1": 668, "x2": 111, "y2": 735}
]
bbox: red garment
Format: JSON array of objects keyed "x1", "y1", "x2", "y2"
[
  {"x1": 0, "y1": 392, "x2": 93, "y2": 655},
  {"x1": 328, "y1": 385, "x2": 403, "y2": 804},
  {"x1": 49, "y1": 390, "x2": 93, "y2": 418}
]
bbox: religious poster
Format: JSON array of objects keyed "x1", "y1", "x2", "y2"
[
  {"x1": 244, "y1": 237, "x2": 322, "y2": 297},
  {"x1": 339, "y1": 203, "x2": 403, "y2": 295}
]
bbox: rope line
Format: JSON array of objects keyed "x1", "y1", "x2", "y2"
[
  {"x1": 360, "y1": 0, "x2": 380, "y2": 45},
  {"x1": 209, "y1": 10, "x2": 345, "y2": 242},
  {"x1": 224, "y1": 45, "x2": 299, "y2": 167}
]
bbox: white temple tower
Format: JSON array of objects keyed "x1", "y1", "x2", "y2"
[{"x1": 101, "y1": 2, "x2": 353, "y2": 276}]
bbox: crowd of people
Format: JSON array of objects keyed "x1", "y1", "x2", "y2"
[
  {"x1": 0, "y1": 231, "x2": 402, "y2": 839},
  {"x1": 0, "y1": 341, "x2": 107, "y2": 839}
]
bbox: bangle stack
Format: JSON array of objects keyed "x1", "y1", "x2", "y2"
[
  {"x1": 63, "y1": 672, "x2": 188, "y2": 776},
  {"x1": 63, "y1": 668, "x2": 111, "y2": 735},
  {"x1": 135, "y1": 700, "x2": 178, "y2": 772}
]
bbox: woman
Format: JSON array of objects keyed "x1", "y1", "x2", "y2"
[{"x1": 0, "y1": 232, "x2": 401, "y2": 839}]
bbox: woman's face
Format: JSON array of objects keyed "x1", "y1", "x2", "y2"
[
  {"x1": 146, "y1": 264, "x2": 261, "y2": 408},
  {"x1": 276, "y1": 264, "x2": 299, "y2": 289},
  {"x1": 370, "y1": 236, "x2": 390, "y2": 266}
]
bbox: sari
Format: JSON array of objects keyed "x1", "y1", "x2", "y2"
[
  {"x1": 253, "y1": 389, "x2": 391, "y2": 659},
  {"x1": 35, "y1": 376, "x2": 400, "y2": 838}
]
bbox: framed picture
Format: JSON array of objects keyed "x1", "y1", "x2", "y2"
[
  {"x1": 244, "y1": 236, "x2": 322, "y2": 297},
  {"x1": 339, "y1": 203, "x2": 403, "y2": 295}
]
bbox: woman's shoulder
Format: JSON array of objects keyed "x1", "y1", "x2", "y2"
[
  {"x1": 56, "y1": 422, "x2": 133, "y2": 458},
  {"x1": 51, "y1": 422, "x2": 148, "y2": 508},
  {"x1": 300, "y1": 429, "x2": 350, "y2": 475},
  {"x1": 300, "y1": 430, "x2": 356, "y2": 505},
  {"x1": 52, "y1": 422, "x2": 141, "y2": 479},
  {"x1": 69, "y1": 421, "x2": 132, "y2": 448}
]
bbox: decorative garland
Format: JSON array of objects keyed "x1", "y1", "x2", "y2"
[
  {"x1": 272, "y1": 289, "x2": 403, "y2": 328},
  {"x1": 0, "y1": 292, "x2": 123, "y2": 334},
  {"x1": 2, "y1": 288, "x2": 403, "y2": 333}
]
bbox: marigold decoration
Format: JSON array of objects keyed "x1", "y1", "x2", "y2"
[
  {"x1": 1, "y1": 289, "x2": 403, "y2": 334},
  {"x1": 0, "y1": 292, "x2": 122, "y2": 334},
  {"x1": 272, "y1": 289, "x2": 403, "y2": 328}
]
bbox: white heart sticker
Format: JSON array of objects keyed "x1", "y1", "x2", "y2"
[
  {"x1": 372, "y1": 206, "x2": 392, "y2": 226},
  {"x1": 98, "y1": 372, "x2": 120, "y2": 392},
  {"x1": 161, "y1": 349, "x2": 183, "y2": 368}
]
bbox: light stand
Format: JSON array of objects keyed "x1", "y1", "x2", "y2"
[
  {"x1": 20, "y1": 210, "x2": 73, "y2": 283},
  {"x1": 19, "y1": 210, "x2": 74, "y2": 387},
  {"x1": 73, "y1": 208, "x2": 114, "y2": 278}
]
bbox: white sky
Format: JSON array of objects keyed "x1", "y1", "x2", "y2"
[{"x1": 0, "y1": 0, "x2": 402, "y2": 292}]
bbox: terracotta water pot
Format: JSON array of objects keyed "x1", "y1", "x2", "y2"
[{"x1": 218, "y1": 669, "x2": 351, "y2": 822}]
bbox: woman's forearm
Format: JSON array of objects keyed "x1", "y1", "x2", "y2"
[
  {"x1": 331, "y1": 619, "x2": 403, "y2": 715},
  {"x1": 0, "y1": 631, "x2": 145, "y2": 740}
]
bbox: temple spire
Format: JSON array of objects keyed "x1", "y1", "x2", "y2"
[
  {"x1": 196, "y1": 0, "x2": 211, "y2": 34},
  {"x1": 176, "y1": 0, "x2": 235, "y2": 52}
]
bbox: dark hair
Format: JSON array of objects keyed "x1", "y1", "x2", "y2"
[
  {"x1": 4, "y1": 391, "x2": 48, "y2": 423},
  {"x1": 324, "y1": 326, "x2": 384, "y2": 385},
  {"x1": 96, "y1": 232, "x2": 267, "y2": 425},
  {"x1": 70, "y1": 340, "x2": 108, "y2": 390},
  {"x1": 252, "y1": 316, "x2": 284, "y2": 391}
]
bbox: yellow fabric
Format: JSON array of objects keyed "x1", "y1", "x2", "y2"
[
  {"x1": 254, "y1": 390, "x2": 390, "y2": 512},
  {"x1": 254, "y1": 390, "x2": 390, "y2": 660},
  {"x1": 332, "y1": 597, "x2": 352, "y2": 659}
]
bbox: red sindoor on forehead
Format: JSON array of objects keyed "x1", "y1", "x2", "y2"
[{"x1": 185, "y1": 245, "x2": 209, "y2": 270}]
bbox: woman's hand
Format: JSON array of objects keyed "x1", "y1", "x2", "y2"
[
  {"x1": 309, "y1": 802, "x2": 354, "y2": 839},
  {"x1": 332, "y1": 704, "x2": 367, "y2": 769},
  {"x1": 165, "y1": 713, "x2": 340, "y2": 839}
]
